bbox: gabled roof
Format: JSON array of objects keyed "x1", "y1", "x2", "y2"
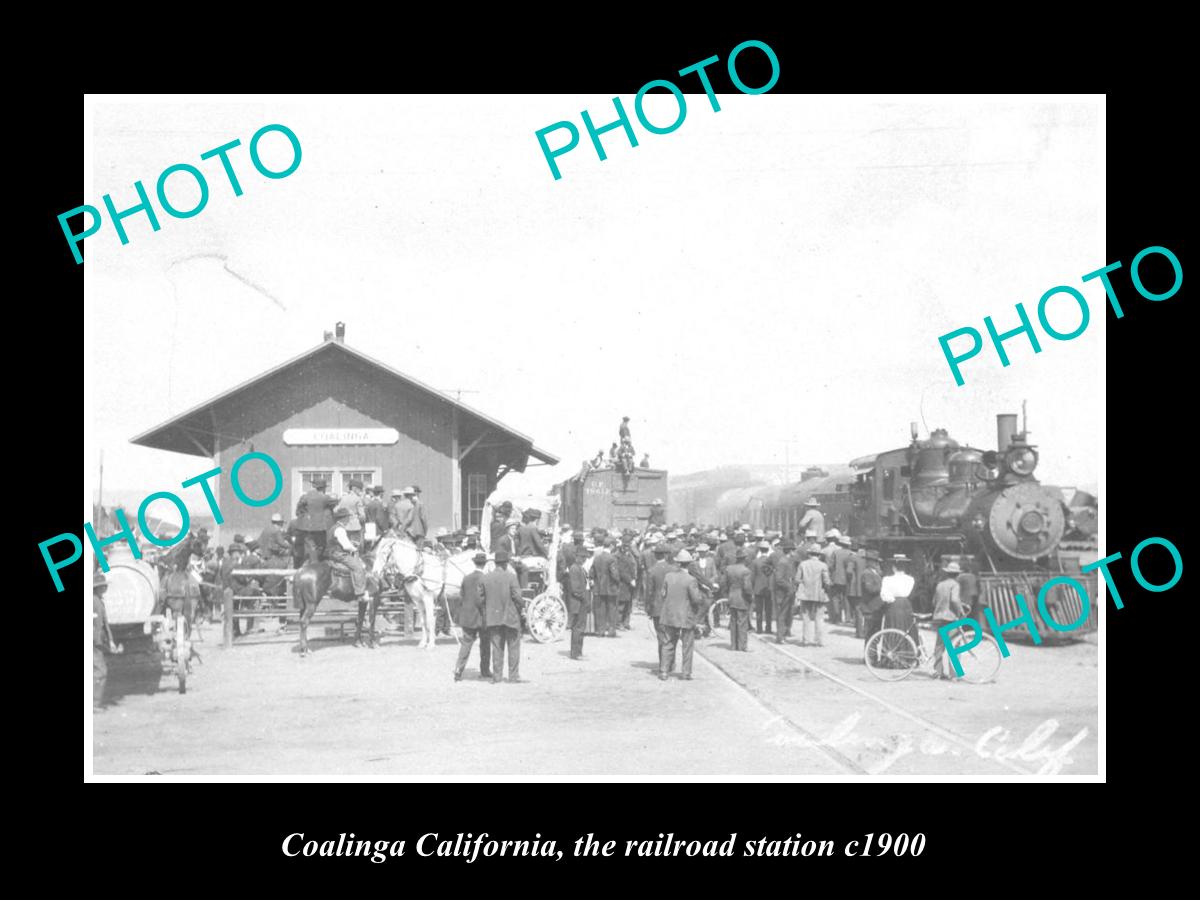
[{"x1": 130, "y1": 338, "x2": 559, "y2": 465}]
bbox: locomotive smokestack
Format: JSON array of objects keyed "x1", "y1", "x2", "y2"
[{"x1": 997, "y1": 414, "x2": 1018, "y2": 452}]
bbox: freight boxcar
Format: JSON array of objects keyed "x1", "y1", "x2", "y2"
[{"x1": 555, "y1": 466, "x2": 668, "y2": 533}]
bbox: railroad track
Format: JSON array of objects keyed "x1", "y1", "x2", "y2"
[{"x1": 692, "y1": 626, "x2": 1034, "y2": 776}]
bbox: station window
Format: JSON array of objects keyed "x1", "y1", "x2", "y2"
[
  {"x1": 292, "y1": 467, "x2": 382, "y2": 515},
  {"x1": 467, "y1": 473, "x2": 488, "y2": 529}
]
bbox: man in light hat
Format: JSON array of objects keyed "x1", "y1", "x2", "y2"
[
  {"x1": 463, "y1": 525, "x2": 482, "y2": 552},
  {"x1": 796, "y1": 543, "x2": 832, "y2": 647},
  {"x1": 453, "y1": 551, "x2": 491, "y2": 681},
  {"x1": 648, "y1": 498, "x2": 666, "y2": 528},
  {"x1": 722, "y1": 548, "x2": 753, "y2": 651},
  {"x1": 798, "y1": 498, "x2": 825, "y2": 543},
  {"x1": 931, "y1": 561, "x2": 968, "y2": 679},
  {"x1": 483, "y1": 548, "x2": 525, "y2": 683},
  {"x1": 335, "y1": 478, "x2": 366, "y2": 547},
  {"x1": 326, "y1": 507, "x2": 368, "y2": 602},
  {"x1": 658, "y1": 550, "x2": 703, "y2": 680}
]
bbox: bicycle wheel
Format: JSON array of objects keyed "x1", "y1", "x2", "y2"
[
  {"x1": 864, "y1": 629, "x2": 920, "y2": 681},
  {"x1": 950, "y1": 630, "x2": 1002, "y2": 684},
  {"x1": 707, "y1": 599, "x2": 730, "y2": 636}
]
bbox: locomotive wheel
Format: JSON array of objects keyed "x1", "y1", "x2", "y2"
[
  {"x1": 949, "y1": 629, "x2": 1002, "y2": 684},
  {"x1": 527, "y1": 592, "x2": 567, "y2": 643},
  {"x1": 707, "y1": 599, "x2": 731, "y2": 636},
  {"x1": 864, "y1": 629, "x2": 919, "y2": 682}
]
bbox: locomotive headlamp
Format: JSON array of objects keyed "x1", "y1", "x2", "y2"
[{"x1": 1007, "y1": 446, "x2": 1039, "y2": 476}]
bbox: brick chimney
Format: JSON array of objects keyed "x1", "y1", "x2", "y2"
[{"x1": 335, "y1": 321, "x2": 346, "y2": 344}]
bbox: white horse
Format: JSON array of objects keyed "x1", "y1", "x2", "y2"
[{"x1": 371, "y1": 536, "x2": 475, "y2": 649}]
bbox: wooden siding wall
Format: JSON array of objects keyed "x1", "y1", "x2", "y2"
[{"x1": 208, "y1": 350, "x2": 455, "y2": 543}]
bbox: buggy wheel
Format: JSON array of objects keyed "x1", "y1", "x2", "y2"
[
  {"x1": 707, "y1": 598, "x2": 731, "y2": 636},
  {"x1": 864, "y1": 629, "x2": 920, "y2": 682},
  {"x1": 527, "y1": 592, "x2": 568, "y2": 643},
  {"x1": 950, "y1": 629, "x2": 1003, "y2": 684}
]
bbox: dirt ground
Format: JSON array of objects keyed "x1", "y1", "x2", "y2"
[{"x1": 91, "y1": 611, "x2": 1098, "y2": 778}]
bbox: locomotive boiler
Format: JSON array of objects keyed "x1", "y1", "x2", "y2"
[{"x1": 713, "y1": 413, "x2": 1096, "y2": 640}]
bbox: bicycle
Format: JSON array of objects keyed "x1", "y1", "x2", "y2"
[{"x1": 863, "y1": 615, "x2": 1001, "y2": 683}]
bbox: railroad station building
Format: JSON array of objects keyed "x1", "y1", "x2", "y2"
[{"x1": 130, "y1": 323, "x2": 558, "y2": 544}]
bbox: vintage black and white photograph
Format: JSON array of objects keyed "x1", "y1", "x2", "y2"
[{"x1": 83, "y1": 93, "x2": 1103, "y2": 779}]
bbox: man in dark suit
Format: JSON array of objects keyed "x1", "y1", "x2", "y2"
[
  {"x1": 749, "y1": 540, "x2": 774, "y2": 635},
  {"x1": 659, "y1": 550, "x2": 703, "y2": 681},
  {"x1": 295, "y1": 477, "x2": 336, "y2": 564},
  {"x1": 616, "y1": 537, "x2": 638, "y2": 630},
  {"x1": 723, "y1": 548, "x2": 754, "y2": 651},
  {"x1": 646, "y1": 541, "x2": 671, "y2": 653},
  {"x1": 453, "y1": 551, "x2": 491, "y2": 681},
  {"x1": 483, "y1": 548, "x2": 525, "y2": 683},
  {"x1": 363, "y1": 485, "x2": 389, "y2": 547},
  {"x1": 860, "y1": 550, "x2": 885, "y2": 648},
  {"x1": 566, "y1": 547, "x2": 591, "y2": 659},
  {"x1": 771, "y1": 540, "x2": 798, "y2": 643},
  {"x1": 591, "y1": 537, "x2": 620, "y2": 637}
]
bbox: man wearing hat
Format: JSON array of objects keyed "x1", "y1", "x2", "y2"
[
  {"x1": 844, "y1": 538, "x2": 867, "y2": 638},
  {"x1": 398, "y1": 486, "x2": 428, "y2": 546},
  {"x1": 771, "y1": 540, "x2": 799, "y2": 642},
  {"x1": 363, "y1": 484, "x2": 389, "y2": 547},
  {"x1": 483, "y1": 548, "x2": 525, "y2": 683},
  {"x1": 257, "y1": 512, "x2": 292, "y2": 597},
  {"x1": 931, "y1": 561, "x2": 968, "y2": 679},
  {"x1": 326, "y1": 507, "x2": 367, "y2": 602},
  {"x1": 591, "y1": 536, "x2": 620, "y2": 637},
  {"x1": 859, "y1": 550, "x2": 886, "y2": 648},
  {"x1": 566, "y1": 544, "x2": 592, "y2": 660},
  {"x1": 645, "y1": 540, "x2": 672, "y2": 649},
  {"x1": 749, "y1": 539, "x2": 774, "y2": 635},
  {"x1": 335, "y1": 478, "x2": 366, "y2": 547},
  {"x1": 659, "y1": 550, "x2": 703, "y2": 680},
  {"x1": 828, "y1": 533, "x2": 856, "y2": 628},
  {"x1": 798, "y1": 498, "x2": 825, "y2": 543},
  {"x1": 637, "y1": 533, "x2": 658, "y2": 612},
  {"x1": 295, "y1": 477, "x2": 337, "y2": 564},
  {"x1": 796, "y1": 543, "x2": 831, "y2": 646},
  {"x1": 722, "y1": 548, "x2": 754, "y2": 651},
  {"x1": 616, "y1": 535, "x2": 638, "y2": 631},
  {"x1": 648, "y1": 498, "x2": 666, "y2": 528},
  {"x1": 93, "y1": 571, "x2": 117, "y2": 707},
  {"x1": 453, "y1": 551, "x2": 491, "y2": 681},
  {"x1": 463, "y1": 525, "x2": 482, "y2": 552}
]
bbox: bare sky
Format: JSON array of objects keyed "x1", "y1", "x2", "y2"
[{"x1": 85, "y1": 95, "x2": 1103, "y2": 517}]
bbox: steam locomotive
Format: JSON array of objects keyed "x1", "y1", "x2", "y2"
[{"x1": 713, "y1": 414, "x2": 1097, "y2": 640}]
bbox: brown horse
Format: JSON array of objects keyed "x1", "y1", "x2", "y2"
[{"x1": 294, "y1": 560, "x2": 382, "y2": 656}]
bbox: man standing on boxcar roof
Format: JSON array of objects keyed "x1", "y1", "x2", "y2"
[
  {"x1": 483, "y1": 548, "x2": 525, "y2": 684},
  {"x1": 295, "y1": 477, "x2": 337, "y2": 564},
  {"x1": 453, "y1": 551, "x2": 491, "y2": 681}
]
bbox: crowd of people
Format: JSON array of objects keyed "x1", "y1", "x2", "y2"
[{"x1": 536, "y1": 496, "x2": 990, "y2": 683}]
